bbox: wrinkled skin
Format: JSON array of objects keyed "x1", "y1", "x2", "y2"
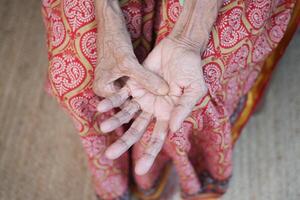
[
  {"x1": 92, "y1": 31, "x2": 169, "y2": 97},
  {"x1": 92, "y1": 0, "x2": 169, "y2": 97},
  {"x1": 97, "y1": 37, "x2": 207, "y2": 175}
]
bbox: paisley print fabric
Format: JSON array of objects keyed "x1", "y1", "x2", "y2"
[{"x1": 41, "y1": 0, "x2": 297, "y2": 199}]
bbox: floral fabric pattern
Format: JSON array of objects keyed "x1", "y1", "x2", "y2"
[{"x1": 42, "y1": 0, "x2": 295, "y2": 199}]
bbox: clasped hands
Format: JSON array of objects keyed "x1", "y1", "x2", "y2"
[{"x1": 93, "y1": 31, "x2": 207, "y2": 175}]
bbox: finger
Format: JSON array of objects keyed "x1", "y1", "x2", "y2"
[
  {"x1": 169, "y1": 83, "x2": 207, "y2": 132},
  {"x1": 135, "y1": 120, "x2": 168, "y2": 175},
  {"x1": 105, "y1": 112, "x2": 152, "y2": 159},
  {"x1": 100, "y1": 100, "x2": 140, "y2": 133},
  {"x1": 123, "y1": 66, "x2": 169, "y2": 95},
  {"x1": 97, "y1": 87, "x2": 130, "y2": 112}
]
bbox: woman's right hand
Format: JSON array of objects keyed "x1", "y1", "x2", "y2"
[{"x1": 92, "y1": 0, "x2": 168, "y2": 97}]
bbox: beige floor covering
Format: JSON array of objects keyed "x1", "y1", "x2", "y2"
[{"x1": 0, "y1": 0, "x2": 299, "y2": 199}]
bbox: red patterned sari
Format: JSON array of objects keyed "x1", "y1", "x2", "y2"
[{"x1": 41, "y1": 0, "x2": 299, "y2": 199}]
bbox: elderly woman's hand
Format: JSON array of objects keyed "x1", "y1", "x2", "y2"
[
  {"x1": 97, "y1": 36, "x2": 207, "y2": 175},
  {"x1": 92, "y1": 0, "x2": 168, "y2": 97}
]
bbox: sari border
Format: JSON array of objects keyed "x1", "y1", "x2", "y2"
[{"x1": 231, "y1": 0, "x2": 300, "y2": 144}]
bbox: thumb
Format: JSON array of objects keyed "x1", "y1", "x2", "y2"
[
  {"x1": 169, "y1": 83, "x2": 207, "y2": 132},
  {"x1": 123, "y1": 65, "x2": 169, "y2": 95}
]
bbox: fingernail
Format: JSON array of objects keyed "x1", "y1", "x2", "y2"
[
  {"x1": 105, "y1": 148, "x2": 115, "y2": 159},
  {"x1": 100, "y1": 122, "x2": 111, "y2": 133},
  {"x1": 97, "y1": 101, "x2": 109, "y2": 112},
  {"x1": 105, "y1": 144, "x2": 121, "y2": 160},
  {"x1": 100, "y1": 119, "x2": 120, "y2": 133},
  {"x1": 135, "y1": 158, "x2": 151, "y2": 175}
]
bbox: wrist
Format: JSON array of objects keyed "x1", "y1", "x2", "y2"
[
  {"x1": 95, "y1": 0, "x2": 127, "y2": 32},
  {"x1": 167, "y1": 33, "x2": 206, "y2": 53},
  {"x1": 168, "y1": 0, "x2": 221, "y2": 54}
]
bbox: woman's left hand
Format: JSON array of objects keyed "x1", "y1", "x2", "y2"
[{"x1": 97, "y1": 37, "x2": 208, "y2": 175}]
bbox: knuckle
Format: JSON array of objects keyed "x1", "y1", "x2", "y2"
[
  {"x1": 128, "y1": 127, "x2": 140, "y2": 140},
  {"x1": 129, "y1": 126, "x2": 139, "y2": 134},
  {"x1": 122, "y1": 109, "x2": 132, "y2": 119},
  {"x1": 118, "y1": 137, "x2": 130, "y2": 148}
]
